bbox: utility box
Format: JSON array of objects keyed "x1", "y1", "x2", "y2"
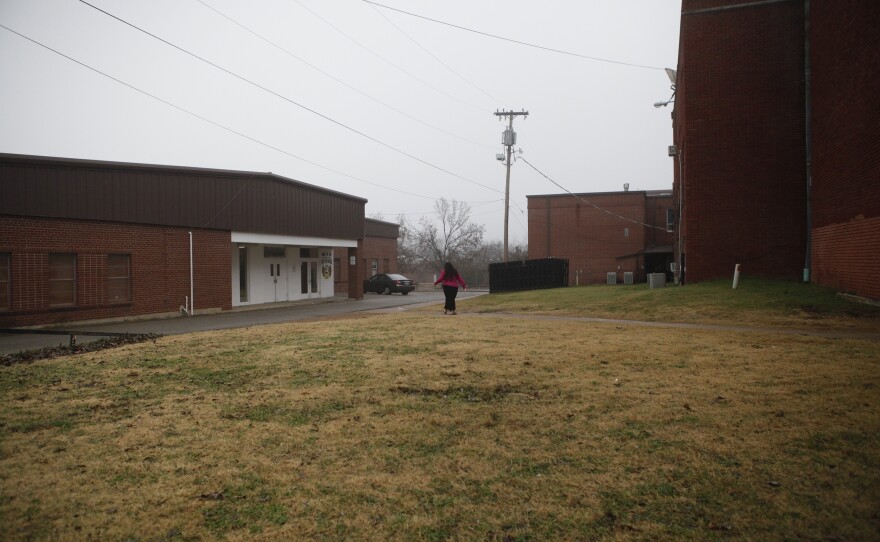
[
  {"x1": 607, "y1": 272, "x2": 617, "y2": 285},
  {"x1": 623, "y1": 272, "x2": 634, "y2": 285},
  {"x1": 648, "y1": 273, "x2": 666, "y2": 289}
]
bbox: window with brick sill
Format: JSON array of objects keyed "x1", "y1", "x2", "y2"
[
  {"x1": 49, "y1": 253, "x2": 76, "y2": 307},
  {"x1": 107, "y1": 254, "x2": 131, "y2": 304}
]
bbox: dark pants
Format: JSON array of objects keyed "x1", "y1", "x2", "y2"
[{"x1": 442, "y1": 285, "x2": 459, "y2": 311}]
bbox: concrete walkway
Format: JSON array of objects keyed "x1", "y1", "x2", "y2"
[
  {"x1": 4, "y1": 289, "x2": 878, "y2": 354},
  {"x1": 0, "y1": 290, "x2": 484, "y2": 354}
]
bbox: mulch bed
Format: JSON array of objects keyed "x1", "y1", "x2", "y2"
[{"x1": 0, "y1": 334, "x2": 162, "y2": 367}]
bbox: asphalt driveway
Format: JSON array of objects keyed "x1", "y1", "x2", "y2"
[{"x1": 0, "y1": 289, "x2": 486, "y2": 355}]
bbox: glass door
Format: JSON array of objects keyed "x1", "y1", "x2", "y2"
[
  {"x1": 300, "y1": 260, "x2": 320, "y2": 297},
  {"x1": 238, "y1": 246, "x2": 248, "y2": 303}
]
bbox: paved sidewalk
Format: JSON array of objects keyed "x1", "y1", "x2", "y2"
[
  {"x1": 0, "y1": 290, "x2": 485, "y2": 354},
  {"x1": 5, "y1": 290, "x2": 877, "y2": 354}
]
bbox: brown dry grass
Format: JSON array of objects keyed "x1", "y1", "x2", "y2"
[{"x1": 1, "y1": 313, "x2": 879, "y2": 540}]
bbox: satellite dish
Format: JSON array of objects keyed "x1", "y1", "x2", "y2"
[{"x1": 665, "y1": 68, "x2": 677, "y2": 86}]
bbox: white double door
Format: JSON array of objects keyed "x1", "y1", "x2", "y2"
[{"x1": 257, "y1": 253, "x2": 320, "y2": 303}]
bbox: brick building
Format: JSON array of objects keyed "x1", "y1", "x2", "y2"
[
  {"x1": 528, "y1": 189, "x2": 675, "y2": 285},
  {"x1": 671, "y1": 0, "x2": 880, "y2": 299},
  {"x1": 0, "y1": 154, "x2": 401, "y2": 327}
]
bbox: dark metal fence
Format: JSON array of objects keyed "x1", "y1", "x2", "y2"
[{"x1": 488, "y1": 258, "x2": 569, "y2": 293}]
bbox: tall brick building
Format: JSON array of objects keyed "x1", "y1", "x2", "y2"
[
  {"x1": 0, "y1": 154, "x2": 400, "y2": 327},
  {"x1": 671, "y1": 0, "x2": 880, "y2": 300},
  {"x1": 528, "y1": 189, "x2": 675, "y2": 285}
]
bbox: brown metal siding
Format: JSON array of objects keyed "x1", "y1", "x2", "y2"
[
  {"x1": 0, "y1": 154, "x2": 366, "y2": 240},
  {"x1": 364, "y1": 218, "x2": 400, "y2": 239}
]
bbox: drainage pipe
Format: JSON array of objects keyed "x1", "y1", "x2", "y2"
[
  {"x1": 803, "y1": 0, "x2": 812, "y2": 282},
  {"x1": 677, "y1": 148, "x2": 684, "y2": 285},
  {"x1": 189, "y1": 231, "x2": 194, "y2": 316}
]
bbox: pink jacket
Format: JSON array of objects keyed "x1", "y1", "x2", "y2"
[{"x1": 434, "y1": 269, "x2": 467, "y2": 289}]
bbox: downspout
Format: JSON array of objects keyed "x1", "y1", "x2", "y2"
[
  {"x1": 677, "y1": 149, "x2": 684, "y2": 285},
  {"x1": 545, "y1": 196, "x2": 552, "y2": 258},
  {"x1": 803, "y1": 0, "x2": 812, "y2": 282},
  {"x1": 189, "y1": 231, "x2": 195, "y2": 316}
]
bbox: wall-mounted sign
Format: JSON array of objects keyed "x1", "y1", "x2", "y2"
[{"x1": 321, "y1": 251, "x2": 333, "y2": 279}]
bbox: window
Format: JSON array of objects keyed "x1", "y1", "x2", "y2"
[
  {"x1": 624, "y1": 227, "x2": 629, "y2": 238},
  {"x1": 0, "y1": 253, "x2": 9, "y2": 310},
  {"x1": 371, "y1": 259, "x2": 379, "y2": 276},
  {"x1": 264, "y1": 246, "x2": 285, "y2": 258},
  {"x1": 666, "y1": 209, "x2": 675, "y2": 232},
  {"x1": 107, "y1": 254, "x2": 131, "y2": 303},
  {"x1": 48, "y1": 253, "x2": 75, "y2": 306},
  {"x1": 383, "y1": 258, "x2": 390, "y2": 273},
  {"x1": 239, "y1": 246, "x2": 248, "y2": 302}
]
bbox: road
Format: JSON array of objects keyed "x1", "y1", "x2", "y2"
[{"x1": 0, "y1": 290, "x2": 485, "y2": 354}]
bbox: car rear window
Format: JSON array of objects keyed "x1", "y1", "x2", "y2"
[{"x1": 387, "y1": 274, "x2": 408, "y2": 280}]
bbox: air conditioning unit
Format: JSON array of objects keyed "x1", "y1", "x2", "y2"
[
  {"x1": 648, "y1": 273, "x2": 666, "y2": 289},
  {"x1": 623, "y1": 272, "x2": 634, "y2": 285},
  {"x1": 606, "y1": 272, "x2": 617, "y2": 285},
  {"x1": 668, "y1": 145, "x2": 677, "y2": 157}
]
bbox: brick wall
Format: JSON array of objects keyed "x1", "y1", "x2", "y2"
[
  {"x1": 0, "y1": 216, "x2": 231, "y2": 327},
  {"x1": 812, "y1": 217, "x2": 880, "y2": 299},
  {"x1": 645, "y1": 195, "x2": 675, "y2": 249},
  {"x1": 362, "y1": 236, "x2": 398, "y2": 276},
  {"x1": 333, "y1": 235, "x2": 398, "y2": 295},
  {"x1": 529, "y1": 192, "x2": 671, "y2": 284},
  {"x1": 677, "y1": 0, "x2": 807, "y2": 283},
  {"x1": 809, "y1": 0, "x2": 880, "y2": 300}
]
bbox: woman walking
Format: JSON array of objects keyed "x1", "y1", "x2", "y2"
[{"x1": 434, "y1": 262, "x2": 467, "y2": 315}]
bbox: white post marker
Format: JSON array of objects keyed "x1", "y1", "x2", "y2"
[{"x1": 732, "y1": 263, "x2": 741, "y2": 289}]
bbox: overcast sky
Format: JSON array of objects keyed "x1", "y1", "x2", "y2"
[{"x1": 0, "y1": 0, "x2": 681, "y2": 242}]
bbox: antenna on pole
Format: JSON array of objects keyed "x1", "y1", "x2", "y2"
[{"x1": 493, "y1": 109, "x2": 529, "y2": 262}]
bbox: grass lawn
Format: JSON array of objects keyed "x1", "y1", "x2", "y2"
[
  {"x1": 1, "y1": 281, "x2": 879, "y2": 540},
  {"x1": 464, "y1": 278, "x2": 880, "y2": 330}
]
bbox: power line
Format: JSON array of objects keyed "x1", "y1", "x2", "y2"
[
  {"x1": 76, "y1": 0, "x2": 503, "y2": 195},
  {"x1": 373, "y1": 198, "x2": 503, "y2": 217},
  {"x1": 194, "y1": 0, "x2": 494, "y2": 150},
  {"x1": 366, "y1": 2, "x2": 503, "y2": 105},
  {"x1": 519, "y1": 155, "x2": 668, "y2": 231},
  {"x1": 292, "y1": 0, "x2": 488, "y2": 112},
  {"x1": 362, "y1": 1, "x2": 665, "y2": 71},
  {"x1": 0, "y1": 23, "x2": 438, "y2": 202}
]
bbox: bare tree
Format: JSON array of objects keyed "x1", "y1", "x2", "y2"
[
  {"x1": 401, "y1": 199, "x2": 485, "y2": 272},
  {"x1": 463, "y1": 240, "x2": 528, "y2": 287},
  {"x1": 396, "y1": 213, "x2": 420, "y2": 273}
]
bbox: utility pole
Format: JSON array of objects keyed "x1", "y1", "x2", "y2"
[{"x1": 494, "y1": 109, "x2": 528, "y2": 262}]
